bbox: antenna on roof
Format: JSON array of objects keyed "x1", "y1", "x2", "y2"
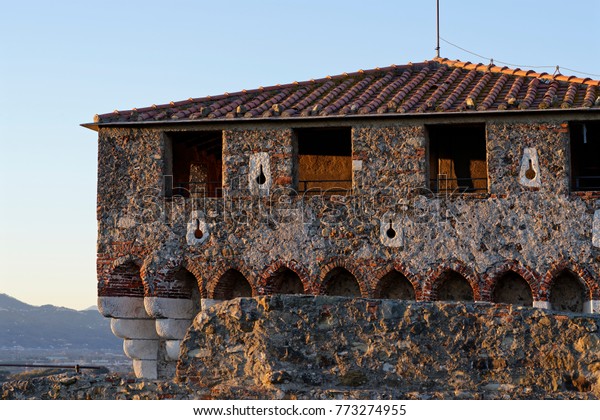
[{"x1": 435, "y1": 0, "x2": 440, "y2": 58}]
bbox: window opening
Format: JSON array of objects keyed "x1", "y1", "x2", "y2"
[{"x1": 428, "y1": 124, "x2": 487, "y2": 194}]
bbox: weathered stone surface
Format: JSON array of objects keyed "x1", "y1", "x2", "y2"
[
  {"x1": 177, "y1": 296, "x2": 600, "y2": 398},
  {"x1": 155, "y1": 319, "x2": 192, "y2": 339},
  {"x1": 111, "y1": 319, "x2": 159, "y2": 339},
  {"x1": 94, "y1": 119, "x2": 600, "y2": 379}
]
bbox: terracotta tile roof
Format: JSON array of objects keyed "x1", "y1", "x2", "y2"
[{"x1": 93, "y1": 57, "x2": 600, "y2": 125}]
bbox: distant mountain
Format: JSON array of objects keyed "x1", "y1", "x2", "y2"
[
  {"x1": 0, "y1": 293, "x2": 35, "y2": 311},
  {"x1": 0, "y1": 294, "x2": 121, "y2": 351}
]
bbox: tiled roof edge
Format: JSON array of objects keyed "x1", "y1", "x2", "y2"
[
  {"x1": 434, "y1": 57, "x2": 600, "y2": 87},
  {"x1": 92, "y1": 57, "x2": 600, "y2": 123},
  {"x1": 93, "y1": 61, "x2": 435, "y2": 122}
]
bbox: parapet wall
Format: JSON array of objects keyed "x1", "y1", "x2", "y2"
[{"x1": 177, "y1": 296, "x2": 600, "y2": 398}]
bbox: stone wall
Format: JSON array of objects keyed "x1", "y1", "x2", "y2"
[
  {"x1": 94, "y1": 115, "x2": 600, "y2": 378},
  {"x1": 177, "y1": 296, "x2": 600, "y2": 398}
]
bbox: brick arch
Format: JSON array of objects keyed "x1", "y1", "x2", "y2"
[
  {"x1": 422, "y1": 260, "x2": 481, "y2": 301},
  {"x1": 182, "y1": 257, "x2": 208, "y2": 299},
  {"x1": 317, "y1": 257, "x2": 370, "y2": 297},
  {"x1": 371, "y1": 262, "x2": 423, "y2": 300},
  {"x1": 539, "y1": 261, "x2": 597, "y2": 301},
  {"x1": 99, "y1": 255, "x2": 145, "y2": 298},
  {"x1": 207, "y1": 260, "x2": 258, "y2": 299},
  {"x1": 482, "y1": 260, "x2": 540, "y2": 301},
  {"x1": 259, "y1": 260, "x2": 311, "y2": 294},
  {"x1": 108, "y1": 255, "x2": 144, "y2": 272}
]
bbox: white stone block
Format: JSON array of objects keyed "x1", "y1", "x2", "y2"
[
  {"x1": 165, "y1": 340, "x2": 182, "y2": 361},
  {"x1": 123, "y1": 339, "x2": 159, "y2": 360},
  {"x1": 156, "y1": 318, "x2": 192, "y2": 339},
  {"x1": 111, "y1": 318, "x2": 159, "y2": 339},
  {"x1": 518, "y1": 147, "x2": 542, "y2": 188},
  {"x1": 248, "y1": 152, "x2": 272, "y2": 196},
  {"x1": 352, "y1": 160, "x2": 363, "y2": 171},
  {"x1": 379, "y1": 212, "x2": 403, "y2": 248},
  {"x1": 533, "y1": 301, "x2": 551, "y2": 310},
  {"x1": 584, "y1": 300, "x2": 600, "y2": 314},
  {"x1": 201, "y1": 299, "x2": 223, "y2": 311},
  {"x1": 593, "y1": 210, "x2": 600, "y2": 248},
  {"x1": 98, "y1": 296, "x2": 150, "y2": 319},
  {"x1": 144, "y1": 296, "x2": 197, "y2": 319},
  {"x1": 186, "y1": 210, "x2": 210, "y2": 246},
  {"x1": 133, "y1": 359, "x2": 157, "y2": 379}
]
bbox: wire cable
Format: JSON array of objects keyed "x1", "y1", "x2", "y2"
[{"x1": 439, "y1": 37, "x2": 600, "y2": 77}]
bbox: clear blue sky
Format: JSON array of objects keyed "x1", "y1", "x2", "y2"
[{"x1": 1, "y1": 0, "x2": 598, "y2": 310}]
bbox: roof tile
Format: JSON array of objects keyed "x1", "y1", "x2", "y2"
[{"x1": 92, "y1": 57, "x2": 600, "y2": 125}]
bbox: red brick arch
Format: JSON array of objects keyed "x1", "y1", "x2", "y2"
[
  {"x1": 371, "y1": 261, "x2": 423, "y2": 300},
  {"x1": 207, "y1": 260, "x2": 258, "y2": 299},
  {"x1": 539, "y1": 260, "x2": 598, "y2": 301},
  {"x1": 422, "y1": 260, "x2": 481, "y2": 301},
  {"x1": 482, "y1": 260, "x2": 540, "y2": 301},
  {"x1": 108, "y1": 255, "x2": 144, "y2": 272},
  {"x1": 259, "y1": 259, "x2": 311, "y2": 294},
  {"x1": 182, "y1": 257, "x2": 208, "y2": 299},
  {"x1": 99, "y1": 255, "x2": 145, "y2": 298},
  {"x1": 317, "y1": 257, "x2": 370, "y2": 297}
]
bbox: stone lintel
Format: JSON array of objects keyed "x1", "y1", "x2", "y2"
[
  {"x1": 584, "y1": 300, "x2": 600, "y2": 314},
  {"x1": 144, "y1": 296, "x2": 196, "y2": 319},
  {"x1": 133, "y1": 359, "x2": 158, "y2": 380},
  {"x1": 123, "y1": 339, "x2": 159, "y2": 360},
  {"x1": 165, "y1": 340, "x2": 182, "y2": 361},
  {"x1": 98, "y1": 296, "x2": 150, "y2": 319},
  {"x1": 111, "y1": 318, "x2": 159, "y2": 339},
  {"x1": 156, "y1": 319, "x2": 192, "y2": 340},
  {"x1": 533, "y1": 301, "x2": 552, "y2": 310}
]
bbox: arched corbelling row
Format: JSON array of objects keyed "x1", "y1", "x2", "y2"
[
  {"x1": 482, "y1": 260, "x2": 540, "y2": 301},
  {"x1": 371, "y1": 261, "x2": 422, "y2": 300},
  {"x1": 259, "y1": 260, "x2": 311, "y2": 294},
  {"x1": 317, "y1": 257, "x2": 370, "y2": 297},
  {"x1": 206, "y1": 260, "x2": 258, "y2": 299},
  {"x1": 539, "y1": 260, "x2": 597, "y2": 301},
  {"x1": 422, "y1": 260, "x2": 481, "y2": 301}
]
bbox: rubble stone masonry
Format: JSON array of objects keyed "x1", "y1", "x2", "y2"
[{"x1": 95, "y1": 115, "x2": 600, "y2": 379}]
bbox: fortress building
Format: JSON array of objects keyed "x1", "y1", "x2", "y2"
[{"x1": 83, "y1": 57, "x2": 600, "y2": 379}]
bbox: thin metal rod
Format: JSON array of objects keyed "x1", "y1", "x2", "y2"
[
  {"x1": 0, "y1": 363, "x2": 104, "y2": 370},
  {"x1": 436, "y1": 0, "x2": 440, "y2": 58}
]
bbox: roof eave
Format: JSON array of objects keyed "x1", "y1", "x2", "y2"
[{"x1": 82, "y1": 107, "x2": 600, "y2": 131}]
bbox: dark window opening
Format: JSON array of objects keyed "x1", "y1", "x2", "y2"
[
  {"x1": 436, "y1": 270, "x2": 474, "y2": 302},
  {"x1": 324, "y1": 267, "x2": 361, "y2": 297},
  {"x1": 570, "y1": 122, "x2": 600, "y2": 191},
  {"x1": 294, "y1": 128, "x2": 352, "y2": 195},
  {"x1": 267, "y1": 268, "x2": 305, "y2": 295},
  {"x1": 492, "y1": 271, "x2": 533, "y2": 307},
  {"x1": 550, "y1": 270, "x2": 586, "y2": 313},
  {"x1": 166, "y1": 131, "x2": 223, "y2": 198},
  {"x1": 213, "y1": 269, "x2": 252, "y2": 300},
  {"x1": 377, "y1": 270, "x2": 416, "y2": 300},
  {"x1": 428, "y1": 124, "x2": 487, "y2": 193}
]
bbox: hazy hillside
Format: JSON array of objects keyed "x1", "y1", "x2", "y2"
[{"x1": 0, "y1": 294, "x2": 121, "y2": 351}]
